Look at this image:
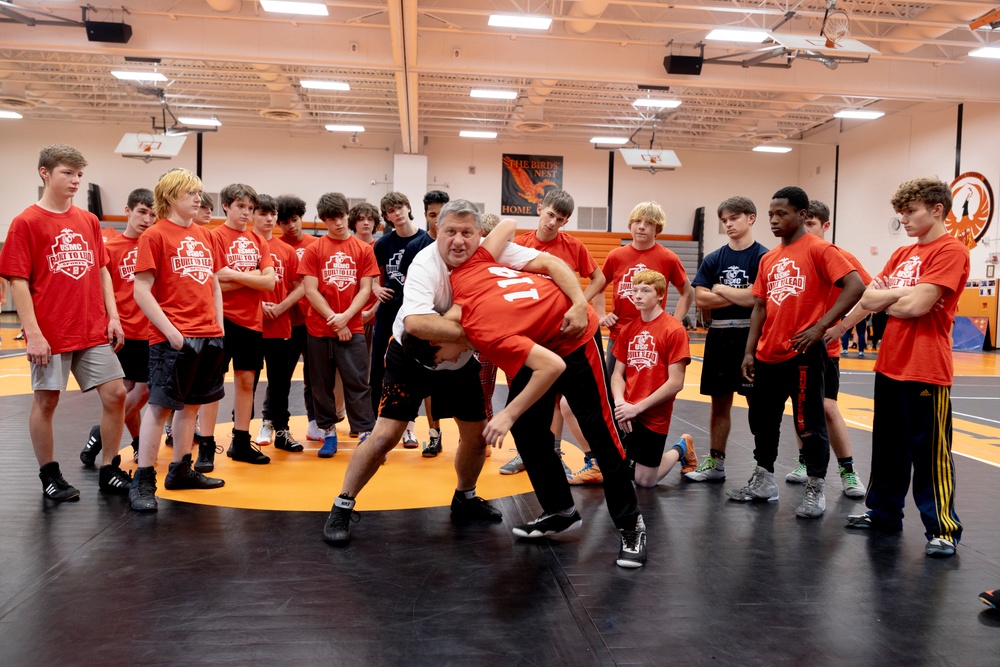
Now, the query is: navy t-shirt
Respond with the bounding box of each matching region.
[373,227,432,320]
[692,241,769,321]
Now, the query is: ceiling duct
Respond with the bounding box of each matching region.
[259,92,301,121]
[512,105,553,132]
[0,81,36,109]
[565,0,610,35]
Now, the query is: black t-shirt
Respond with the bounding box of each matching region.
[373,227,432,319]
[692,241,769,321]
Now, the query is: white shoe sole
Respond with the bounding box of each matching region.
[512,518,582,539]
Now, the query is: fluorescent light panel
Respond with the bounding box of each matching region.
[590,137,629,145]
[460,130,497,139]
[178,117,222,127]
[0,110,23,119]
[834,109,884,119]
[301,80,350,91]
[488,14,552,30]
[111,71,168,82]
[326,124,365,132]
[260,1,329,16]
[753,146,792,153]
[633,98,682,109]
[969,46,1000,59]
[470,89,518,100]
[706,28,769,43]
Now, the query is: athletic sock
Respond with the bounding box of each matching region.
[798,452,806,465]
[456,487,477,500]
[429,427,441,438]
[671,437,689,459]
[838,456,854,473]
[709,449,726,460]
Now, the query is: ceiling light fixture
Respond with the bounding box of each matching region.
[834,109,884,119]
[0,110,23,119]
[301,80,351,91]
[260,1,329,16]
[590,137,629,145]
[178,116,222,127]
[488,14,552,30]
[326,124,365,132]
[460,130,498,139]
[111,71,168,82]
[470,89,518,100]
[969,46,1000,58]
[705,28,769,43]
[633,98,682,109]
[753,146,792,153]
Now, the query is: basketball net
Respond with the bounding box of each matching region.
[822,9,850,48]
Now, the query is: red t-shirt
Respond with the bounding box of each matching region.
[280,234,316,326]
[105,233,150,340]
[874,234,970,386]
[0,204,110,354]
[612,311,690,434]
[135,219,224,345]
[752,232,855,363]
[211,225,273,332]
[451,247,600,377]
[514,231,598,278]
[297,234,378,338]
[825,247,872,358]
[262,238,298,340]
[101,227,119,241]
[601,243,688,340]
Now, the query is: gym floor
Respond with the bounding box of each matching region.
[1,324,999,665]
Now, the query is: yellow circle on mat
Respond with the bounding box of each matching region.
[131,415,572,512]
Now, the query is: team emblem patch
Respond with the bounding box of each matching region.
[171,237,214,285]
[766,258,806,305]
[721,265,749,288]
[119,248,138,283]
[226,235,261,271]
[887,255,921,288]
[271,253,284,282]
[627,330,658,370]
[323,251,358,290]
[47,228,94,280]
[618,263,650,301]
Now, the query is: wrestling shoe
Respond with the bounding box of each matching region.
[727,466,779,502]
[422,429,443,458]
[80,424,102,467]
[567,456,603,485]
[319,429,338,458]
[274,429,305,452]
[795,477,826,518]
[499,454,525,475]
[839,465,867,498]
[256,420,274,446]
[402,429,419,449]
[677,434,698,476]
[164,454,225,490]
[617,515,647,569]
[785,461,808,484]
[512,510,582,538]
[39,461,80,502]
[323,495,358,546]
[98,455,132,495]
[450,494,503,523]
[684,456,726,483]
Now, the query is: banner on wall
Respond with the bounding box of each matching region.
[501,154,563,216]
[945,172,994,249]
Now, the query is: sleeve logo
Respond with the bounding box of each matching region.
[47,228,94,279]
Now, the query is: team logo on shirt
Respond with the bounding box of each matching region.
[627,330,658,370]
[226,236,261,271]
[323,251,358,290]
[386,249,405,285]
[765,258,806,304]
[618,263,650,301]
[721,265,749,288]
[47,228,94,280]
[295,247,306,260]
[171,237,214,285]
[270,253,284,282]
[886,255,921,288]
[118,248,138,283]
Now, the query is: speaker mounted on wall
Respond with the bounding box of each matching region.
[663,55,703,76]
[85,21,133,44]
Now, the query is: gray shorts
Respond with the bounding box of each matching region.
[31,344,125,392]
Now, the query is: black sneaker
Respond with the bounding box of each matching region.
[512,510,582,538]
[130,436,139,463]
[229,434,270,465]
[617,515,647,568]
[980,588,999,610]
[164,454,225,490]
[450,494,503,523]
[129,466,158,512]
[845,512,903,533]
[274,429,304,452]
[422,432,443,458]
[194,436,222,473]
[39,461,80,502]
[99,455,133,495]
[323,496,359,546]
[80,424,102,467]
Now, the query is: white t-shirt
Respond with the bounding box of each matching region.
[395,241,540,370]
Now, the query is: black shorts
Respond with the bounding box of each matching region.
[700,326,753,397]
[623,420,670,468]
[825,355,840,400]
[224,318,265,372]
[378,339,486,423]
[147,337,226,411]
[116,338,149,383]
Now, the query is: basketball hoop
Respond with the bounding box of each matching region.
[822,9,850,48]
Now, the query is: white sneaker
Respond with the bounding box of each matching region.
[306,420,325,441]
[256,420,274,446]
[402,429,419,449]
